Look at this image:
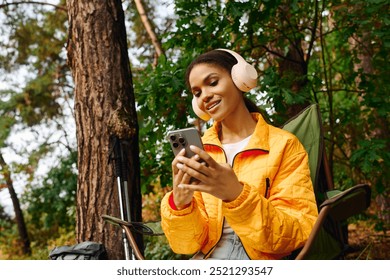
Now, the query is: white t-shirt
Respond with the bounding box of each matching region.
[222,134,252,166]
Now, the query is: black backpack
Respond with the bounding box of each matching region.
[49,241,108,260]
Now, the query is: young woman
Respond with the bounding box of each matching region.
[160,49,318,260]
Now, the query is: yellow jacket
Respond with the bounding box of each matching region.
[161,113,318,259]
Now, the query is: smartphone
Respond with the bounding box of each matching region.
[167,127,204,158]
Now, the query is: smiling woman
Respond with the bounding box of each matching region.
[160,49,318,260]
[189,63,246,124]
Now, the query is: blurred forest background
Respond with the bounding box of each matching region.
[0,0,389,259]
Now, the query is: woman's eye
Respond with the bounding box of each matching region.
[193,91,201,97]
[210,80,218,87]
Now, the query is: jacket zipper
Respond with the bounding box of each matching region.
[203,217,225,259]
[265,178,270,198]
[201,144,267,260]
[203,217,252,260]
[231,148,269,165]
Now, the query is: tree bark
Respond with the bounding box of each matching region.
[66,0,143,259]
[0,153,31,256]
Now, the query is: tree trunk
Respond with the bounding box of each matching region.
[278,38,310,118]
[0,153,31,256]
[66,0,143,259]
[274,4,311,121]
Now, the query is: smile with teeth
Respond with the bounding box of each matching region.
[206,100,221,111]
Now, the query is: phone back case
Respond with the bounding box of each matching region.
[167,127,203,158]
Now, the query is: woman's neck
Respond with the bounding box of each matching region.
[219,108,256,144]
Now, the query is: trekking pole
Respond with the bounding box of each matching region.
[110,136,134,260]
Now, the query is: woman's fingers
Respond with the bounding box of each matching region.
[172,148,186,174]
[175,145,243,201]
[189,145,217,168]
[173,169,194,208]
[174,168,191,187]
[176,154,210,178]
[176,161,208,182]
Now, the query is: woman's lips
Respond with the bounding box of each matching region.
[206,100,221,112]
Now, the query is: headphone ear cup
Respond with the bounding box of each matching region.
[192,97,211,121]
[218,48,258,92]
[231,62,258,92]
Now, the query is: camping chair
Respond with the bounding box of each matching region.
[103,103,371,260]
[282,104,371,259]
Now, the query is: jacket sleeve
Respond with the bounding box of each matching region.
[160,191,209,255]
[223,137,318,255]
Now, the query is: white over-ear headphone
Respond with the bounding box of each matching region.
[191,49,258,121]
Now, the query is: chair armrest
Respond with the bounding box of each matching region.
[326,190,342,199]
[320,184,371,221]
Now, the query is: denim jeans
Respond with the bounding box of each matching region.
[191,220,250,260]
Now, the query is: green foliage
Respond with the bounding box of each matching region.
[24,226,76,260]
[0,220,75,260]
[0,219,21,258]
[135,0,324,189]
[0,1,74,259]
[0,151,76,260]
[0,105,16,147]
[134,0,389,235]
[144,234,190,260]
[325,0,390,194]
[350,139,389,193]
[22,151,77,230]
[141,182,189,260]
[1,0,389,259]
[0,0,69,127]
[135,54,196,190]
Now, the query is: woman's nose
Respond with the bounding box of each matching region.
[201,89,213,103]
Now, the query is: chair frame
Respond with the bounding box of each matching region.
[295,184,371,259]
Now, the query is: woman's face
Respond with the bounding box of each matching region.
[189,63,242,122]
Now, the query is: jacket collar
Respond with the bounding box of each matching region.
[202,113,270,152]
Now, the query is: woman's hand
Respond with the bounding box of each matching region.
[175,145,243,202]
[172,148,195,209]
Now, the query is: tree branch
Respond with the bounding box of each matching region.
[133,0,164,63]
[0,1,67,12]
[313,88,364,94]
[306,0,319,63]
[277,5,305,62]
[0,152,31,255]
[255,43,302,65]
